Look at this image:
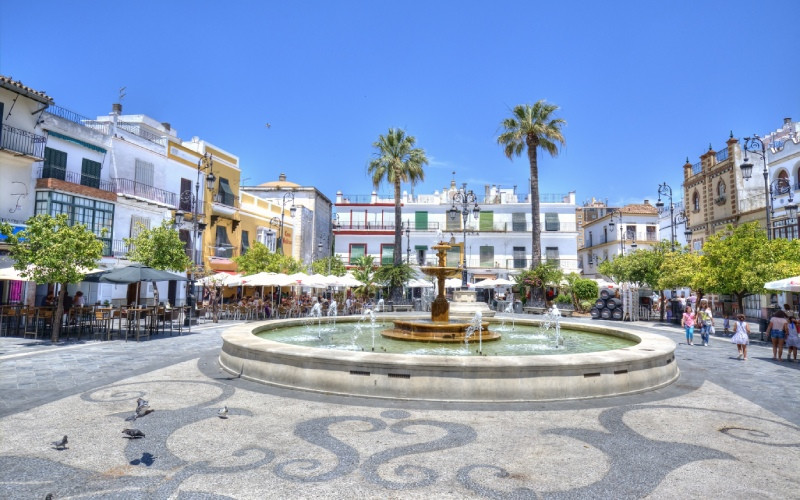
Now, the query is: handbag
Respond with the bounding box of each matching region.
[709,324,715,335]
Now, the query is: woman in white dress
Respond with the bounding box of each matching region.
[730,313,750,360]
[785,316,799,362]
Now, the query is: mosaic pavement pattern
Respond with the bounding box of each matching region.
[1,356,798,499]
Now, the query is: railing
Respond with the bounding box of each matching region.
[334,223,397,231]
[45,105,93,127]
[338,193,573,205]
[37,166,115,192]
[1,123,47,159]
[113,178,177,206]
[212,193,238,208]
[207,245,238,258]
[110,239,131,257]
[715,147,729,162]
[116,122,167,146]
[339,194,389,204]
[692,162,702,175]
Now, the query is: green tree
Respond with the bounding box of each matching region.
[124,220,191,271]
[368,128,428,301]
[658,250,703,292]
[234,242,305,275]
[0,214,103,342]
[497,100,566,267]
[700,222,800,313]
[351,255,378,299]
[311,255,346,276]
[374,262,414,299]
[515,262,564,303]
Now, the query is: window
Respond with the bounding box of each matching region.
[479,211,494,231]
[134,159,154,186]
[777,170,790,194]
[588,231,593,247]
[241,230,250,254]
[179,229,191,258]
[625,225,636,241]
[35,191,114,255]
[446,245,461,267]
[81,159,101,188]
[513,246,526,268]
[479,245,494,267]
[43,147,67,180]
[415,211,428,230]
[545,213,560,231]
[773,219,798,241]
[130,215,150,238]
[446,211,460,231]
[693,192,700,211]
[380,244,394,265]
[349,243,366,264]
[215,226,233,258]
[545,247,559,266]
[416,248,427,265]
[646,225,656,241]
[217,177,235,206]
[512,213,527,232]
[257,227,276,252]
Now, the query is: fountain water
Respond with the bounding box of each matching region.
[463,311,484,354]
[376,298,385,312]
[541,304,564,348]
[355,308,379,351]
[327,300,338,330]
[496,301,516,332]
[306,302,323,338]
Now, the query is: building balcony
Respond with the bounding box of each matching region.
[334,221,578,233]
[36,167,117,201]
[1,123,47,160]
[113,178,177,207]
[211,193,238,218]
[206,244,239,259]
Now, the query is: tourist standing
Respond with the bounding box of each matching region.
[681,305,696,345]
[785,316,799,362]
[730,313,750,360]
[766,310,789,361]
[73,290,85,307]
[698,299,713,346]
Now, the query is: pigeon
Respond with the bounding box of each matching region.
[125,398,154,421]
[122,429,145,439]
[218,406,228,419]
[45,494,53,500]
[53,435,68,450]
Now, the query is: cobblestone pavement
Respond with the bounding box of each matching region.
[1,315,798,499]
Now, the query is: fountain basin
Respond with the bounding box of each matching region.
[219,315,678,402]
[383,319,500,343]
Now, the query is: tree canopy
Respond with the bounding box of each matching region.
[124,220,191,272]
[310,255,346,276]
[497,100,565,267]
[234,242,305,275]
[351,255,378,299]
[0,213,104,341]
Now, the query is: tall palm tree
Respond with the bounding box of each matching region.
[368,128,428,301]
[497,100,566,268]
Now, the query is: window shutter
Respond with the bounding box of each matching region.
[134,159,154,186]
[241,230,250,254]
[479,211,493,231]
[479,246,494,267]
[130,215,151,238]
[381,245,394,265]
[179,178,192,211]
[81,158,101,188]
[545,213,560,231]
[415,211,428,230]
[512,213,527,232]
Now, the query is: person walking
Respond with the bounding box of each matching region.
[698,299,714,346]
[730,313,750,360]
[681,305,696,346]
[766,310,789,361]
[785,316,799,362]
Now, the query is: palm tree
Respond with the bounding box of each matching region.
[497,100,566,268]
[368,128,428,301]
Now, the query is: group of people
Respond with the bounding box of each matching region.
[41,290,85,311]
[681,298,799,362]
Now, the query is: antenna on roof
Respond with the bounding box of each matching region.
[119,86,127,102]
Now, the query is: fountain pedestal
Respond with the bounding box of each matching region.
[449,289,495,318]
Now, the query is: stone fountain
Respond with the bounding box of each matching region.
[381,241,500,343]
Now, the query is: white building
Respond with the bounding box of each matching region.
[578,201,661,279]
[332,180,579,281]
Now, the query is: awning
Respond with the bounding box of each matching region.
[473,273,497,280]
[414,245,428,250]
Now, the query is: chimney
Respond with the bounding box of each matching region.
[161,122,171,131]
[111,103,122,115]
[279,173,287,182]
[785,117,792,126]
[644,199,650,205]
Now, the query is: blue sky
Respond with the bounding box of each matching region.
[2,1,798,207]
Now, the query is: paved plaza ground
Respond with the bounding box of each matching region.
[1,316,798,499]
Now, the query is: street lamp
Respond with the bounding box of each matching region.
[655,182,678,251]
[174,152,215,331]
[740,135,798,240]
[404,221,411,264]
[276,192,297,254]
[448,183,480,289]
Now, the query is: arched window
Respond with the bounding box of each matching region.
[777,170,790,194]
[693,192,700,211]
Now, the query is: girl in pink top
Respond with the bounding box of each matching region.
[681,305,696,345]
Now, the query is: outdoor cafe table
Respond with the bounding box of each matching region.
[125,307,152,341]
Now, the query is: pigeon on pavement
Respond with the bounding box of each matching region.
[52,435,68,450]
[125,398,154,421]
[122,429,145,439]
[218,406,228,418]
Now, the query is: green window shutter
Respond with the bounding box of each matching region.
[381,245,394,265]
[415,211,428,230]
[350,244,365,264]
[81,158,101,188]
[480,246,494,267]
[545,213,560,231]
[479,211,494,231]
[44,147,67,180]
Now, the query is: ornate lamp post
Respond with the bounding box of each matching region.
[740,134,798,239]
[174,152,215,330]
[607,210,637,254]
[655,182,678,251]
[448,183,480,290]
[404,221,411,264]
[277,192,297,254]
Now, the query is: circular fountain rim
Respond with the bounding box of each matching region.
[219,314,678,402]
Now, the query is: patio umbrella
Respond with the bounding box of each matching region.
[241,272,292,287]
[764,276,800,292]
[473,278,498,288]
[407,278,434,288]
[83,263,187,306]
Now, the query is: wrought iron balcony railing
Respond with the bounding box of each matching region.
[1,123,47,159]
[113,178,177,206]
[37,166,115,192]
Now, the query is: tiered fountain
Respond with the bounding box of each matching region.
[382,241,501,343]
